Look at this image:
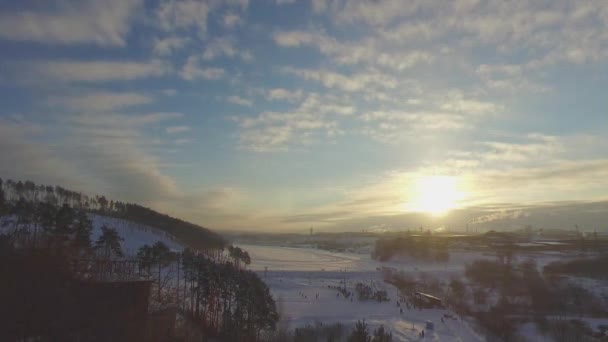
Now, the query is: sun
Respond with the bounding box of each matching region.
[407,175,465,216]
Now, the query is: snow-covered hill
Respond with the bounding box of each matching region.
[0,213,185,256]
[89,214,184,255]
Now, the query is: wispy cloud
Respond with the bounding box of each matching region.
[48,92,153,112]
[20,59,170,83]
[266,88,304,102]
[166,126,190,134]
[202,36,253,61]
[274,30,434,71]
[227,95,252,107]
[179,56,225,80]
[156,0,212,36]
[235,93,355,151]
[223,14,242,29]
[0,0,142,46]
[156,0,249,36]
[283,67,397,93]
[153,36,189,55]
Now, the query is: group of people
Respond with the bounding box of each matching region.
[396,296,415,314]
[297,291,320,300]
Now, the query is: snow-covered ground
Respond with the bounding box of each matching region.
[242,243,608,341]
[241,243,485,341]
[0,214,185,256]
[89,214,184,255]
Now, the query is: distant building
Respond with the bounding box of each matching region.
[413,292,444,308]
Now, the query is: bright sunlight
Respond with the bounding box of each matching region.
[407,175,465,216]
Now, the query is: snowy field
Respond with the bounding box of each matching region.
[241,243,485,341]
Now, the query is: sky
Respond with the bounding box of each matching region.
[1,0,608,233]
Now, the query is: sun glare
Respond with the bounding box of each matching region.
[407,175,465,216]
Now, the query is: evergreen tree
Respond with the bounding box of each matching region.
[37,202,57,242]
[137,244,155,276]
[95,225,123,259]
[71,210,93,254]
[372,325,392,342]
[152,241,173,301]
[13,198,33,243]
[54,203,75,247]
[348,320,371,342]
[0,177,5,215]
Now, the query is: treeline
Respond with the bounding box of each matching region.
[463,257,608,340]
[543,256,608,279]
[372,234,449,262]
[283,320,392,342]
[134,242,278,340]
[0,197,124,259]
[0,178,280,340]
[179,248,278,340]
[0,178,225,250]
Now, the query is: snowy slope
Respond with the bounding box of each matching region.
[0,214,185,256]
[89,214,185,256]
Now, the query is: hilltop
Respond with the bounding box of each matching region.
[0,177,225,250]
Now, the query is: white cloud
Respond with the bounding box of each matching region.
[153,36,189,55]
[0,0,142,46]
[156,0,249,36]
[479,134,563,163]
[23,59,170,83]
[360,111,471,143]
[223,14,241,28]
[274,30,434,71]
[283,67,397,92]
[276,0,296,4]
[162,89,177,96]
[227,95,253,107]
[68,112,183,127]
[157,0,211,35]
[439,91,501,116]
[0,111,186,208]
[48,92,153,112]
[202,36,253,61]
[236,93,352,151]
[166,126,190,134]
[179,56,225,80]
[266,88,304,102]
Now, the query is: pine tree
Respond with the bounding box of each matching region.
[348,320,371,342]
[71,210,93,254]
[152,241,173,302]
[95,225,123,259]
[0,178,6,215]
[372,325,392,342]
[54,203,75,247]
[137,244,154,276]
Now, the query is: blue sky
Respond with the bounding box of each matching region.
[1,0,608,232]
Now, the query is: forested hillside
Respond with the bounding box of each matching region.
[0,177,279,341]
[0,178,224,250]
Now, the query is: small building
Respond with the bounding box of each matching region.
[413,292,444,308]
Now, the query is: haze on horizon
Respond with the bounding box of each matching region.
[1,0,607,232]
